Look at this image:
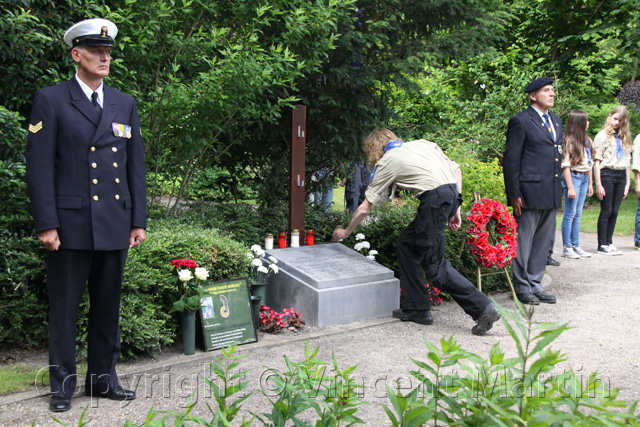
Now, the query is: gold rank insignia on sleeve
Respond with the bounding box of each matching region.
[29,121,43,133]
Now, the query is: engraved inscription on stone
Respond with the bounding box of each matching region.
[264,242,400,326]
[266,243,393,289]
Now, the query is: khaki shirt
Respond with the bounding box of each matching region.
[365,139,459,206]
[592,130,631,170]
[561,142,591,173]
[632,134,640,173]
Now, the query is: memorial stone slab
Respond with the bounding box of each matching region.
[265,243,399,326]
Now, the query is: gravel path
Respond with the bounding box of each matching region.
[1,231,639,426]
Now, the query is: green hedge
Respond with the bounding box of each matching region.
[109,219,251,358]
[167,201,346,247]
[1,150,511,356]
[0,219,252,359]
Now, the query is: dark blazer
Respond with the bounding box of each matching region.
[503,106,563,210]
[26,78,146,250]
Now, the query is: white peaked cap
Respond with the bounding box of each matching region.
[63,18,118,48]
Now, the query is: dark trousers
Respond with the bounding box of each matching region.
[512,208,556,294]
[345,163,372,212]
[597,168,626,248]
[47,248,127,398]
[396,184,490,320]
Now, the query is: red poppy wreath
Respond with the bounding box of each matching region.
[466,198,518,269]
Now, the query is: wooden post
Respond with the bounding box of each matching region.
[289,105,306,234]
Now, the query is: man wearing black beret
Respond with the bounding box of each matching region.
[26,18,146,412]
[503,77,562,305]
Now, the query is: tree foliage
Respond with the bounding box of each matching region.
[236,0,511,204]
[388,0,640,158]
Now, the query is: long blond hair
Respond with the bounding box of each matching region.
[602,105,632,152]
[362,128,400,168]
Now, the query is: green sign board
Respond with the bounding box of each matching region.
[200,277,257,351]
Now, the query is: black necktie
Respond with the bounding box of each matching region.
[91,92,102,115]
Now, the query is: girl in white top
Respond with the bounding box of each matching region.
[560,110,593,259]
[592,105,632,255]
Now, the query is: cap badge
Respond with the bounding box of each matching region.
[101,26,108,37]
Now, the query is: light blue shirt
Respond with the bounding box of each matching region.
[531,105,556,141]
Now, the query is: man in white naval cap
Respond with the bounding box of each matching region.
[26,18,146,412]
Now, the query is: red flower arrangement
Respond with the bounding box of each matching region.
[170,259,198,269]
[466,198,518,269]
[259,305,305,333]
[426,282,444,306]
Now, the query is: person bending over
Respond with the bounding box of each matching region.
[333,128,500,335]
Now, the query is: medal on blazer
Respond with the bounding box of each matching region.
[112,123,132,139]
[540,122,553,133]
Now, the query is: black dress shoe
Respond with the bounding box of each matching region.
[392,308,433,325]
[86,385,136,401]
[546,256,560,266]
[534,291,557,304]
[49,397,71,412]
[472,303,501,336]
[516,293,540,305]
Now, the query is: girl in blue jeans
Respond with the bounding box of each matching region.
[561,111,594,259]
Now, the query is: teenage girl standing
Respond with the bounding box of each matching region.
[560,110,593,259]
[593,106,632,255]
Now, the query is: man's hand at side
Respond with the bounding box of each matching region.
[510,197,523,217]
[38,229,61,251]
[129,227,146,248]
[448,207,462,231]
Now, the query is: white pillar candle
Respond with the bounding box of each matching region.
[265,233,274,250]
[290,229,300,247]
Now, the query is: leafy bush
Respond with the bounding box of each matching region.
[0,107,48,348]
[165,201,346,248]
[0,218,252,359]
[0,237,48,349]
[447,144,507,208]
[0,106,32,238]
[383,301,640,426]
[187,166,258,203]
[618,80,640,111]
[132,302,640,426]
[116,219,251,358]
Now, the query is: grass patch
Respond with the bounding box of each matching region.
[0,363,87,396]
[557,191,639,236]
[332,186,346,211]
[0,364,43,395]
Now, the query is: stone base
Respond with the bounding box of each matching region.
[265,243,399,327]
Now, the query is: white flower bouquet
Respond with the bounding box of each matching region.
[247,245,279,290]
[169,258,211,312]
[354,233,378,260]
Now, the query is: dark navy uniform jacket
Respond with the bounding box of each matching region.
[503,106,563,210]
[26,78,146,250]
